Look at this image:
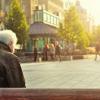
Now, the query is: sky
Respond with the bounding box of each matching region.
[65,0,100,25]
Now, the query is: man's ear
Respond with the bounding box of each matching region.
[8,41,13,46]
[8,41,13,52]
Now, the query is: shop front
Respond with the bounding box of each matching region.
[27,22,57,52]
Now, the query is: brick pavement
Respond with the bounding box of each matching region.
[21,59,100,88]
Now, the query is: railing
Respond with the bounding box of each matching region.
[0,89,100,100]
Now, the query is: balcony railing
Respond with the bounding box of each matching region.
[33,10,59,27]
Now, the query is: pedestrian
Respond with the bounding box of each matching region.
[55,42,61,61]
[33,46,38,62]
[49,43,55,61]
[95,42,100,61]
[0,30,25,87]
[43,44,49,61]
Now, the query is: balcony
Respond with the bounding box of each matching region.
[33,10,59,28]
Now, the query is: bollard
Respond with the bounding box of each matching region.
[38,57,42,62]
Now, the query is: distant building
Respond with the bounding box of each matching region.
[26,0,65,52]
[38,0,64,17]
[21,0,64,24]
[20,0,35,24]
[0,0,11,12]
[0,0,9,30]
[0,0,64,24]
[28,10,59,52]
[75,0,93,32]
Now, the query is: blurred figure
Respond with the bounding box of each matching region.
[0,30,25,87]
[95,42,100,61]
[49,43,55,61]
[33,46,38,62]
[43,44,49,61]
[55,41,61,61]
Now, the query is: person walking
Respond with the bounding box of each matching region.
[95,42,100,61]
[55,42,61,61]
[43,44,49,61]
[49,43,55,61]
[33,46,38,62]
[0,30,25,87]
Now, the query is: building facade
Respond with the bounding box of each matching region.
[21,0,64,24]
[33,10,59,27]
[0,0,64,25]
[25,0,64,24]
[27,0,64,52]
[0,0,34,25]
[75,0,94,33]
[38,0,64,16]
[0,0,11,12]
[28,10,59,52]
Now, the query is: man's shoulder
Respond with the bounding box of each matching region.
[0,50,18,60]
[0,50,20,69]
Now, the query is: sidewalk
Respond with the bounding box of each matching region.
[22,59,100,88]
[20,54,95,63]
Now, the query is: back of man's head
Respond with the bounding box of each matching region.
[0,30,17,53]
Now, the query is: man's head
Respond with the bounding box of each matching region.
[0,30,17,53]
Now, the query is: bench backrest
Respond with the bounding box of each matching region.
[0,89,100,100]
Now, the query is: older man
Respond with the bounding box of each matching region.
[0,30,25,87]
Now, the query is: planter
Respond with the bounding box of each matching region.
[72,55,84,60]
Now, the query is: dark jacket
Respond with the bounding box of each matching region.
[34,47,37,55]
[55,45,61,55]
[95,43,100,52]
[0,43,25,88]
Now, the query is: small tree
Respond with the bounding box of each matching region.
[58,5,90,50]
[5,0,29,50]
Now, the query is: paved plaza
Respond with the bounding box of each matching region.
[21,58,100,89]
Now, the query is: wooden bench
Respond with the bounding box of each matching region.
[0,89,100,100]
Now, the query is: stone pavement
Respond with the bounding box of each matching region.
[21,58,100,89]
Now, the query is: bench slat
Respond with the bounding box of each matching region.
[0,89,100,100]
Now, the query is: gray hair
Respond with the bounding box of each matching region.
[0,30,17,48]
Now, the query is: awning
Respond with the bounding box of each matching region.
[29,22,58,37]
